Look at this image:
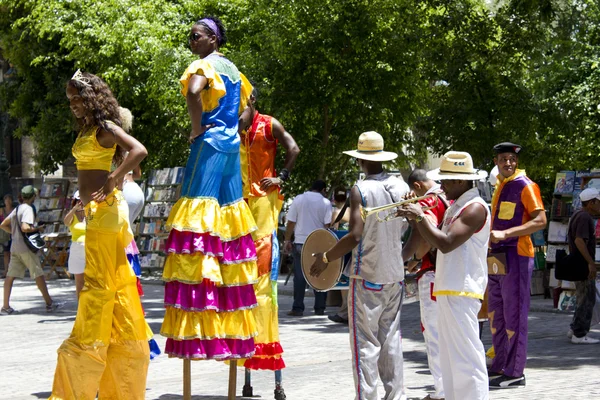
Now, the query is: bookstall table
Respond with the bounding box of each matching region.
[42,232,71,279]
[136,167,184,273]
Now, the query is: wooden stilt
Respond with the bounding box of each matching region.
[183,359,191,400]
[228,360,238,400]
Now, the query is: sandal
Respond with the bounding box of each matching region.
[1,306,16,315]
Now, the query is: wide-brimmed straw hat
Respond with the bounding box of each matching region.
[343,131,398,162]
[427,151,488,181]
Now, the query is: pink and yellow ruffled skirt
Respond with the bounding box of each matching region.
[161,197,259,360]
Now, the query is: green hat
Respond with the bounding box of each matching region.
[21,185,38,198]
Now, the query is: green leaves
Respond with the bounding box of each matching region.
[1,0,600,200]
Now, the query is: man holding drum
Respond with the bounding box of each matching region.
[310,131,409,400]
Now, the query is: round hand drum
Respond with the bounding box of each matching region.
[301,229,344,292]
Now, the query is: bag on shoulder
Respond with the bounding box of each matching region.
[16,205,45,253]
[555,249,589,282]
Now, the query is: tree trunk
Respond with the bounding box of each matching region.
[319,104,332,179]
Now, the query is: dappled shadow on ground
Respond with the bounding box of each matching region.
[37,316,76,324]
[156,395,235,400]
[31,391,52,398]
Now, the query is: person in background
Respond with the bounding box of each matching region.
[566,187,599,344]
[115,106,161,360]
[331,187,350,230]
[1,193,15,278]
[401,169,449,400]
[1,185,59,314]
[329,187,350,324]
[238,84,299,396]
[119,107,145,224]
[284,180,332,316]
[487,142,546,389]
[64,191,86,296]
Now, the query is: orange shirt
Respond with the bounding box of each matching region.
[491,170,544,257]
[240,112,279,198]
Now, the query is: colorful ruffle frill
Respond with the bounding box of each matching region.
[242,192,285,371]
[161,196,259,360]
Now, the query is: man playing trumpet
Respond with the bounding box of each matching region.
[397,151,490,400]
[310,131,409,400]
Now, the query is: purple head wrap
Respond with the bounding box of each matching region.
[199,18,222,44]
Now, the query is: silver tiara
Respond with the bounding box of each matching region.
[71,69,91,87]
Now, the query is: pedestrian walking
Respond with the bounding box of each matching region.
[566,187,600,344]
[1,185,59,314]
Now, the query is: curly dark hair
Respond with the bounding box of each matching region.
[195,16,227,47]
[67,72,125,165]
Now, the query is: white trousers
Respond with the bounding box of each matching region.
[437,296,489,400]
[349,278,406,400]
[418,271,444,399]
[122,180,145,224]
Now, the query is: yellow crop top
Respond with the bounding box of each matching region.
[69,216,86,243]
[72,125,116,171]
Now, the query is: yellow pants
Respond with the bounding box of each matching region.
[50,191,151,400]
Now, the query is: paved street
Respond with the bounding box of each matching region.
[1,277,599,400]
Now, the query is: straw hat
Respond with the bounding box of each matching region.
[427,151,488,181]
[343,131,398,162]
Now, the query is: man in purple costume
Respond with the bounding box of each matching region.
[488,142,546,389]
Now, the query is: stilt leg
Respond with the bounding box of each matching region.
[274,369,286,400]
[243,368,253,397]
[183,359,191,400]
[228,360,238,400]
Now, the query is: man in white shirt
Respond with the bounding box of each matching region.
[1,185,59,314]
[398,151,490,400]
[284,180,332,316]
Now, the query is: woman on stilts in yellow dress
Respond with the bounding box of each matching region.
[49,71,153,400]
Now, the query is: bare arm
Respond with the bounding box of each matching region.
[491,209,546,243]
[21,222,41,233]
[284,221,296,242]
[574,237,595,265]
[63,202,83,226]
[309,187,363,277]
[401,213,436,261]
[132,166,142,180]
[187,74,209,142]
[574,237,598,280]
[272,118,299,172]
[0,217,10,233]
[399,202,487,254]
[260,118,300,191]
[92,123,148,202]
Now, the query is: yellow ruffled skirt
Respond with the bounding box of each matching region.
[243,191,286,370]
[50,190,152,400]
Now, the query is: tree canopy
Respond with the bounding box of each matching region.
[1,0,600,197]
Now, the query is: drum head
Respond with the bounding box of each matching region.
[301,229,344,292]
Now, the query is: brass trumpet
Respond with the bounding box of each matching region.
[360,193,439,222]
